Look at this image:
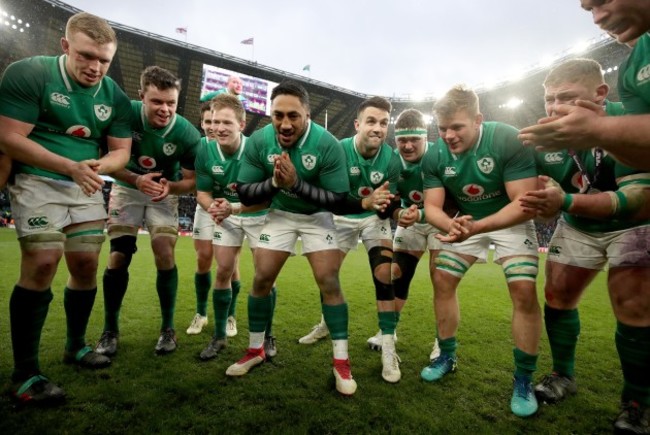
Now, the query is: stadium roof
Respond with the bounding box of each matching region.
[1,0,631,141]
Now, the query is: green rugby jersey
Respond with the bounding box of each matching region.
[340,136,400,218]
[618,33,650,114]
[195,134,265,217]
[395,142,431,209]
[116,100,201,188]
[237,121,349,214]
[0,55,132,181]
[422,122,536,220]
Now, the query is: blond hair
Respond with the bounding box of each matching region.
[544,58,604,90]
[66,12,117,45]
[210,93,246,123]
[433,84,479,120]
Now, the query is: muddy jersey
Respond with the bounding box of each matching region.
[618,33,650,114]
[195,134,266,217]
[116,100,200,188]
[0,55,132,181]
[536,101,649,232]
[237,121,349,214]
[422,122,536,220]
[340,136,400,218]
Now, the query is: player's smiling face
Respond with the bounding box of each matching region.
[140,85,178,129]
[354,106,389,157]
[271,94,310,148]
[581,0,649,44]
[437,109,482,155]
[212,107,244,150]
[61,31,116,87]
[201,110,217,140]
[544,81,605,117]
[396,135,426,163]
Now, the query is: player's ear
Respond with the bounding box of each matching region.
[475,113,484,126]
[594,83,609,105]
[138,89,145,100]
[61,37,69,53]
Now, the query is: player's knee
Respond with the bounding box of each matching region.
[392,252,419,300]
[502,256,538,284]
[110,235,138,269]
[434,251,471,279]
[368,246,393,276]
[374,278,394,301]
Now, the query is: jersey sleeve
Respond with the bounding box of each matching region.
[421,142,444,189]
[179,122,201,171]
[495,125,537,182]
[106,84,135,139]
[318,135,349,194]
[237,132,269,184]
[195,142,213,192]
[0,57,46,124]
[387,150,401,194]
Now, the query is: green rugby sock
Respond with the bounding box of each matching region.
[157,266,178,330]
[378,311,397,335]
[545,304,580,377]
[616,321,650,406]
[228,280,241,317]
[322,303,349,340]
[248,294,273,333]
[10,286,53,382]
[194,272,211,316]
[513,347,538,379]
[64,287,97,352]
[266,286,277,337]
[102,267,129,332]
[438,336,458,358]
[212,289,232,339]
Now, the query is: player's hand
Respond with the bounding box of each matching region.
[210,198,231,224]
[151,178,171,202]
[362,181,394,212]
[518,101,604,152]
[397,204,419,228]
[436,215,474,243]
[273,152,297,189]
[71,160,104,196]
[135,172,164,197]
[519,175,565,219]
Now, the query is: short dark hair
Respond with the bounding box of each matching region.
[199,101,212,115]
[140,66,182,92]
[271,81,310,110]
[395,109,426,130]
[357,96,391,118]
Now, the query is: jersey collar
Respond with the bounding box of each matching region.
[353,135,383,166]
[140,104,177,137]
[58,55,103,97]
[216,134,246,161]
[451,124,484,161]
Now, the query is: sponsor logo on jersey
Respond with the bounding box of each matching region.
[94,104,112,121]
[138,155,157,169]
[358,186,373,197]
[637,63,650,85]
[226,182,238,195]
[370,171,384,184]
[458,184,502,202]
[544,152,564,164]
[444,167,457,176]
[65,125,91,137]
[162,143,177,156]
[212,165,224,174]
[462,184,485,197]
[27,216,49,229]
[350,166,360,176]
[302,154,317,170]
[267,154,280,164]
[570,171,590,193]
[409,190,423,204]
[50,92,70,108]
[477,157,495,174]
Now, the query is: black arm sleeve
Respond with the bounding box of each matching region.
[377,197,402,220]
[236,178,279,206]
[290,178,350,213]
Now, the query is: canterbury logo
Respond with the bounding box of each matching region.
[50,93,70,107]
[27,216,49,227]
[544,153,563,163]
[637,64,650,84]
[259,233,271,242]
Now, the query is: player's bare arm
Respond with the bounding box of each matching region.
[96,136,131,174]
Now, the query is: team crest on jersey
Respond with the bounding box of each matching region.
[66,125,91,138]
[358,186,374,197]
[350,166,360,176]
[370,171,384,184]
[138,155,157,169]
[94,104,112,121]
[162,143,177,156]
[462,184,485,197]
[637,63,650,86]
[409,190,423,204]
[50,92,70,108]
[267,154,280,164]
[302,154,317,170]
[212,165,224,174]
[477,157,495,174]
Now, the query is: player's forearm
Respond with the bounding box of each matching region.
[168,178,196,195]
[425,205,453,233]
[237,178,279,206]
[0,132,77,177]
[196,191,214,212]
[110,168,140,186]
[290,178,348,212]
[97,148,130,174]
[474,201,531,234]
[592,116,650,170]
[565,187,650,221]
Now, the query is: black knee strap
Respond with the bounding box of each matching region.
[109,236,138,268]
[368,246,393,301]
[393,252,419,300]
